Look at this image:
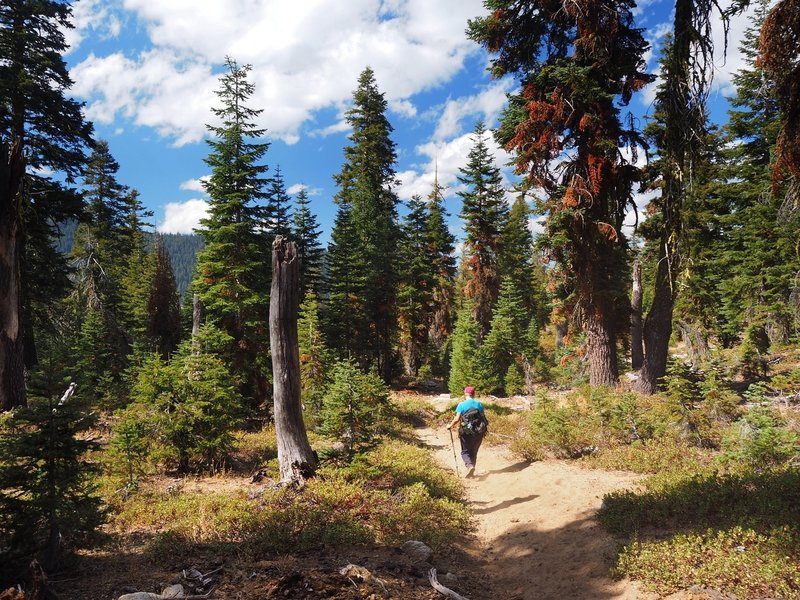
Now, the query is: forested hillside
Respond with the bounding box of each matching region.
[158,233,204,297]
[1,1,798,598]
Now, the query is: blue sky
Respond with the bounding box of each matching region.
[62,0,762,243]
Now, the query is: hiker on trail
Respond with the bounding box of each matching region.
[447,386,488,478]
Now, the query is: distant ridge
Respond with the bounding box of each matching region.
[55,221,203,297]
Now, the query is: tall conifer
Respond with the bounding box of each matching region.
[458,120,507,340]
[469,0,652,386]
[192,58,271,409]
[0,0,93,409]
[327,67,399,380]
[425,178,457,370]
[291,185,324,299]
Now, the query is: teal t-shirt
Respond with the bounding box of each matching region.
[456,398,484,414]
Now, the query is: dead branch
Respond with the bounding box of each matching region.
[428,569,470,600]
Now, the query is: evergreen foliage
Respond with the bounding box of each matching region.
[192,57,272,410]
[291,185,324,299]
[0,0,94,410]
[297,292,331,419]
[499,195,535,317]
[477,278,531,394]
[324,201,368,358]
[448,302,482,396]
[397,196,436,377]
[126,326,243,473]
[0,355,103,572]
[469,0,652,386]
[326,67,400,381]
[146,237,182,358]
[317,359,389,459]
[425,179,457,370]
[265,166,293,240]
[457,120,507,339]
[159,233,204,297]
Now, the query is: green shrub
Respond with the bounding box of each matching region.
[377,483,470,549]
[615,526,800,599]
[346,440,463,500]
[126,327,244,473]
[720,407,799,471]
[317,360,389,460]
[0,381,105,572]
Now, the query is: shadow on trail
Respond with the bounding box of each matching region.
[477,510,630,600]
[478,460,530,477]
[472,493,539,515]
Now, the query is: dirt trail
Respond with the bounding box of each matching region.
[418,398,657,600]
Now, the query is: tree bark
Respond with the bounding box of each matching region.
[636,256,675,394]
[191,293,202,354]
[630,260,644,370]
[585,303,619,387]
[0,138,26,411]
[270,236,318,483]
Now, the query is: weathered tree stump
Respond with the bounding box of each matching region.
[269,236,318,483]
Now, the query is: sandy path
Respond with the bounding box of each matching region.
[417,408,656,600]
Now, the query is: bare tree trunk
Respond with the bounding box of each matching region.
[0,138,26,411]
[630,260,643,370]
[270,236,318,483]
[191,293,202,353]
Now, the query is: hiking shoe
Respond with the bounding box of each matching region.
[465,467,475,478]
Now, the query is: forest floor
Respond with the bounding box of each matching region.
[53,394,659,600]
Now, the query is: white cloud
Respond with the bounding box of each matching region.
[71,49,217,146]
[71,0,486,145]
[397,117,516,204]
[287,183,323,196]
[432,78,516,141]
[390,98,418,118]
[158,198,209,233]
[180,176,209,193]
[65,0,124,53]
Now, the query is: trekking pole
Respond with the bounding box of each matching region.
[449,428,460,477]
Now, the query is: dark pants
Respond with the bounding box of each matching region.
[459,429,484,469]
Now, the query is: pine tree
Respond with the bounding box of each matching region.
[759,0,800,185]
[635,0,735,393]
[291,185,324,299]
[397,196,435,376]
[499,195,535,318]
[469,0,652,386]
[0,0,93,409]
[457,120,508,339]
[714,1,800,346]
[448,302,482,396]
[297,292,330,418]
[147,237,182,358]
[425,178,457,372]
[265,165,292,240]
[477,277,529,394]
[82,140,130,264]
[324,201,368,358]
[127,327,243,473]
[192,57,271,409]
[328,67,400,381]
[0,343,104,572]
[318,359,389,459]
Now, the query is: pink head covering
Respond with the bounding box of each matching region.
[464,386,475,396]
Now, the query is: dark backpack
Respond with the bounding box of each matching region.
[460,407,487,435]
